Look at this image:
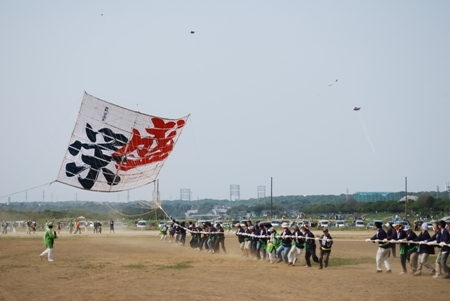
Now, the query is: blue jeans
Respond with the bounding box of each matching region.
[276,245,292,263]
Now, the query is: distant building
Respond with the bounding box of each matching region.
[212,208,228,216]
[180,188,191,201]
[257,185,265,198]
[353,192,401,202]
[230,185,240,201]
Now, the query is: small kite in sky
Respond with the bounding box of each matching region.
[354,107,361,111]
[190,31,195,34]
[328,79,338,87]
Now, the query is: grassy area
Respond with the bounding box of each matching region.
[155,261,193,270]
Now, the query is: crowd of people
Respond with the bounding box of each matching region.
[160,217,450,280]
[234,221,332,268]
[160,219,227,254]
[160,219,333,268]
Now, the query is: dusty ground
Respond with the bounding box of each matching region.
[0,228,448,301]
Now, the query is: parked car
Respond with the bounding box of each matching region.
[270,220,282,227]
[336,220,346,228]
[240,220,250,227]
[355,220,365,227]
[159,220,172,227]
[78,220,89,228]
[318,220,329,228]
[136,220,147,228]
[302,220,311,227]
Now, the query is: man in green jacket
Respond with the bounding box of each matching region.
[39,222,58,262]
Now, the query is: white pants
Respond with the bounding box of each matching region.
[288,246,303,265]
[40,248,54,261]
[268,251,276,262]
[376,247,391,271]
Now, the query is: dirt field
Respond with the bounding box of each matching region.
[0,228,448,301]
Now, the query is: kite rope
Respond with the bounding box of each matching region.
[0,181,56,200]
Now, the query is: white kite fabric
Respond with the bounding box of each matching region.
[57,92,189,192]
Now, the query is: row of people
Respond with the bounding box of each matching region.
[160,220,227,254]
[235,221,332,269]
[367,220,450,279]
[164,219,332,268]
[161,217,449,278]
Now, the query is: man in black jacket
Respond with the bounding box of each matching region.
[318,228,333,269]
[304,225,318,267]
[368,221,392,273]
[276,222,292,264]
[414,223,435,276]
[404,225,418,274]
[388,222,407,274]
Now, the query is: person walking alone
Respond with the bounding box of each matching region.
[39,222,57,262]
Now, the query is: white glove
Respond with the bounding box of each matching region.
[365,238,370,242]
[383,238,388,242]
[440,242,446,246]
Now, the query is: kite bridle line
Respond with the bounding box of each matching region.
[103,201,158,218]
[152,180,172,220]
[0,181,56,200]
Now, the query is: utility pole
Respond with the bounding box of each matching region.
[405,177,407,219]
[270,177,273,220]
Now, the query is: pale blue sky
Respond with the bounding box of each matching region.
[1,1,450,202]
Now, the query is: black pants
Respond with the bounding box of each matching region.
[214,237,226,253]
[250,240,257,257]
[319,249,331,268]
[199,236,207,250]
[305,245,319,266]
[190,236,198,248]
[391,244,396,258]
[400,253,407,272]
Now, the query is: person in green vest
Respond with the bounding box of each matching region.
[267,227,280,263]
[39,222,58,262]
[160,223,168,241]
